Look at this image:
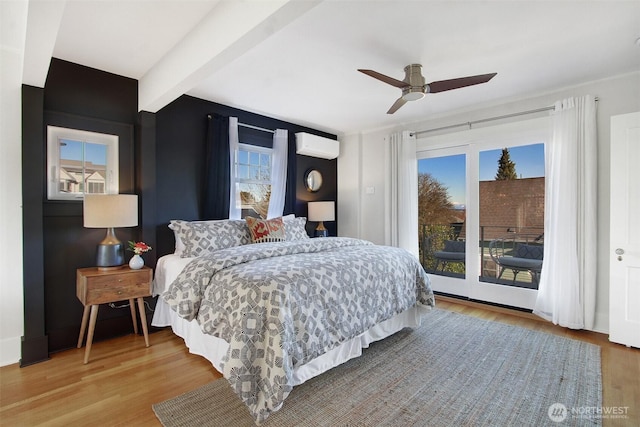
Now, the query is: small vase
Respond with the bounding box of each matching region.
[129,254,144,270]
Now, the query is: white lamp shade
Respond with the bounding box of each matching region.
[308,201,335,222]
[83,194,138,228]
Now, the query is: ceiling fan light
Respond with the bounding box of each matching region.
[402,91,425,101]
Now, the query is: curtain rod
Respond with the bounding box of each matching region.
[238,122,275,134]
[412,97,598,137]
[206,115,275,134]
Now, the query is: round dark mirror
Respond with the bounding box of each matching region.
[305,169,323,192]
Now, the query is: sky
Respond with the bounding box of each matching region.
[418,143,545,206]
[60,139,107,165]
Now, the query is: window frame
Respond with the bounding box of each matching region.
[46,125,119,200]
[416,116,551,309]
[233,142,273,215]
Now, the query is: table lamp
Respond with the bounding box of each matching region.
[308,201,335,237]
[83,194,138,270]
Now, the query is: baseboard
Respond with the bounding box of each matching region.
[20,334,49,367]
[592,311,609,335]
[0,335,22,367]
[434,294,543,322]
[437,294,611,339]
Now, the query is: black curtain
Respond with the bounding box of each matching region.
[202,114,230,219]
[284,132,296,215]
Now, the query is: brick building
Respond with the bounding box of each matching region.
[479,177,544,241]
[451,177,544,242]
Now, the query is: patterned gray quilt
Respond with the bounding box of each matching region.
[163,237,434,424]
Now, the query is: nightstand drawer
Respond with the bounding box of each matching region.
[77,268,152,305]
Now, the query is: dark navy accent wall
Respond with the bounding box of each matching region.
[22,59,141,357]
[21,85,48,366]
[22,60,337,361]
[155,94,337,257]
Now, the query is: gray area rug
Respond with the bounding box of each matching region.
[153,308,601,426]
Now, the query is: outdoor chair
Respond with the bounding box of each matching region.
[433,240,466,271]
[489,235,543,285]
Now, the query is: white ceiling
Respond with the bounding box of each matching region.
[25,0,640,136]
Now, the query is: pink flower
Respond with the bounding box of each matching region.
[128,241,152,255]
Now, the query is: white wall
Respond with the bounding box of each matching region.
[0,1,27,366]
[338,72,640,334]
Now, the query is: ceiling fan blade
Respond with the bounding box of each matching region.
[358,69,408,88]
[428,73,497,93]
[387,97,407,114]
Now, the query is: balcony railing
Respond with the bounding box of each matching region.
[420,224,544,289]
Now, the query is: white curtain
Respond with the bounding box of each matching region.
[533,95,597,329]
[228,117,241,220]
[387,130,419,258]
[267,129,288,219]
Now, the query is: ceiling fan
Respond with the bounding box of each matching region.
[358,64,497,114]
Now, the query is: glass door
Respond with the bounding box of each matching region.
[418,147,469,299]
[417,117,550,309]
[478,145,545,289]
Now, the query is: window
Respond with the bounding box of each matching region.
[416,116,550,309]
[418,154,467,279]
[478,144,545,289]
[232,143,272,218]
[47,126,118,200]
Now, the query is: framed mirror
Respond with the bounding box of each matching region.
[304,169,323,192]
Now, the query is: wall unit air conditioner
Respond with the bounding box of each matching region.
[295,132,339,160]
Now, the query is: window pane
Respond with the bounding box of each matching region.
[250,166,261,180]
[249,152,260,165]
[479,144,545,288]
[234,144,273,218]
[84,142,107,194]
[418,154,466,279]
[85,142,107,167]
[59,139,84,195]
[239,183,271,218]
[238,150,249,164]
[238,165,249,179]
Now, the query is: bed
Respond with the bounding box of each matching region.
[151,216,434,424]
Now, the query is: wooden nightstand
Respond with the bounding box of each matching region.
[76,266,152,364]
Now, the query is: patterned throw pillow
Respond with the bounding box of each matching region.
[283,216,310,241]
[170,219,251,258]
[245,216,286,243]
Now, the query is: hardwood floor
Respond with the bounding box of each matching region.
[1,297,638,426]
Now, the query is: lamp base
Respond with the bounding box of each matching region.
[314,221,329,238]
[96,227,125,268]
[96,242,125,268]
[314,229,328,238]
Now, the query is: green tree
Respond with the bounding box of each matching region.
[495,148,517,180]
[417,173,463,272]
